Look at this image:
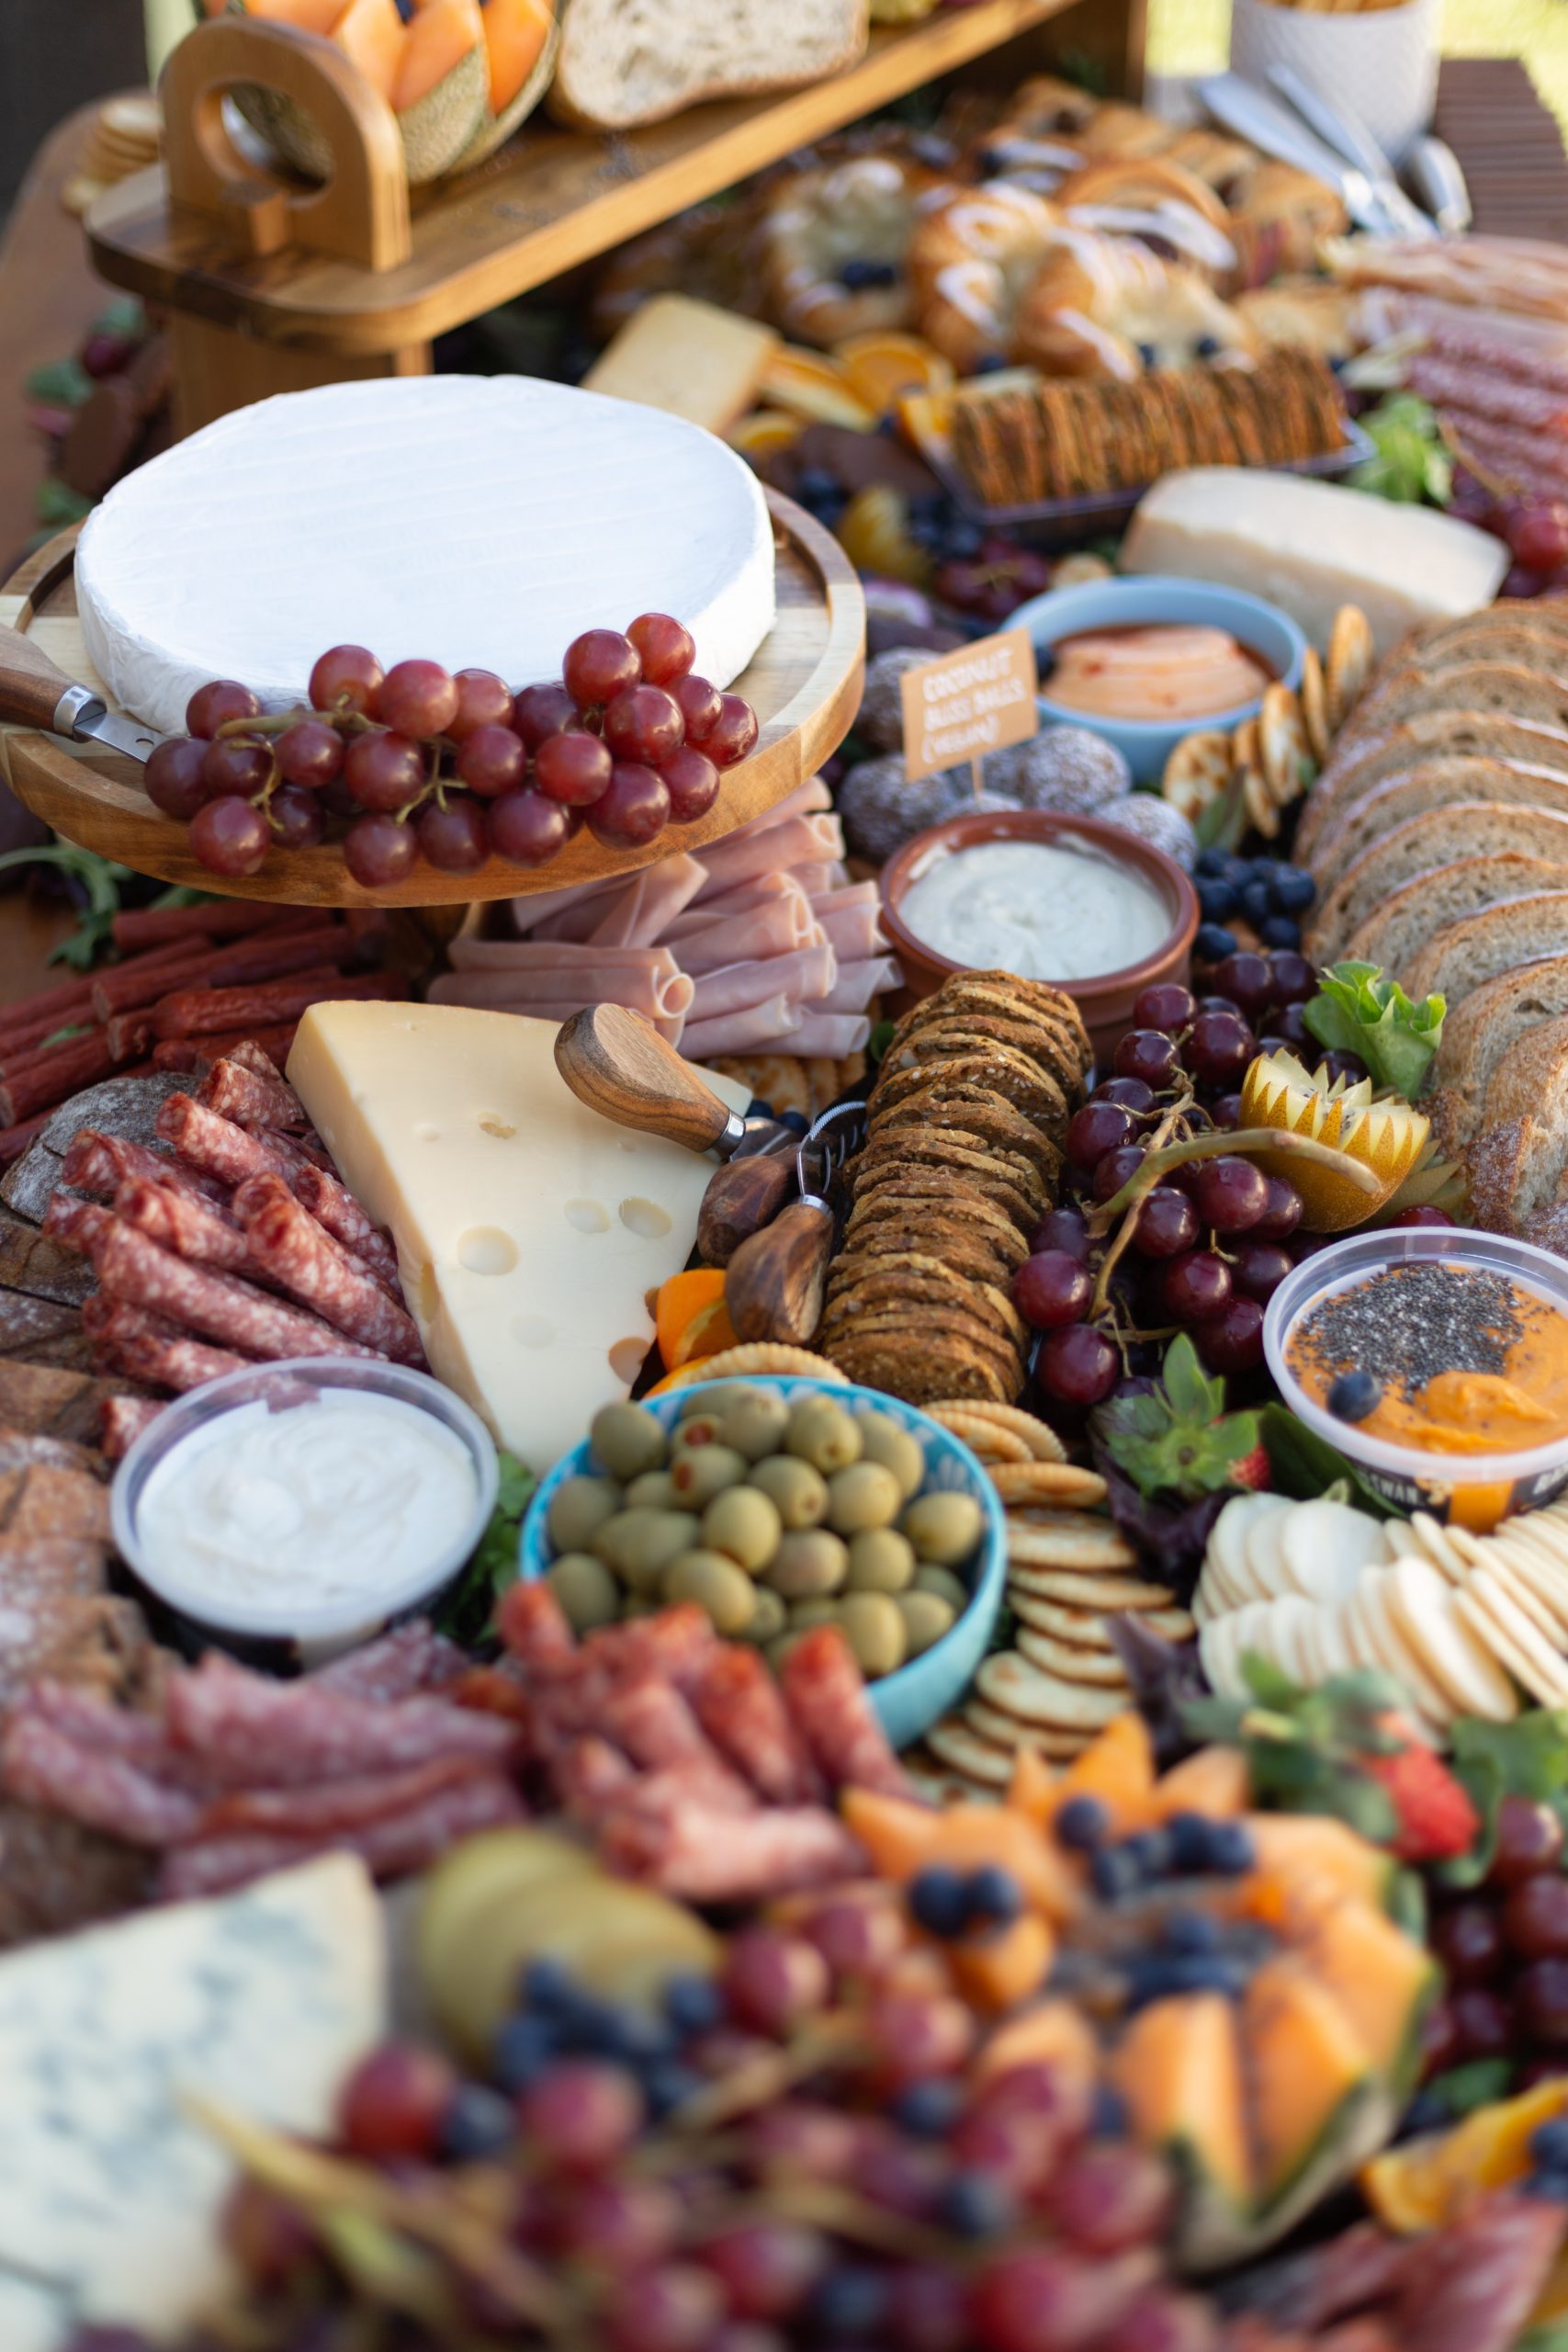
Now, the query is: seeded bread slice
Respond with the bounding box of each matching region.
[1308,761,1568,888]
[1404,892,1568,1006]
[1464,1013,1568,1238]
[549,0,870,130]
[1428,954,1568,1151]
[1307,806,1568,963]
[1298,718,1568,863]
[1341,856,1568,986]
[1333,664,1568,763]
[1402,603,1568,674]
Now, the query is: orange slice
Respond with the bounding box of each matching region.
[833,332,955,415]
[727,410,805,459]
[759,348,876,433]
[836,486,932,588]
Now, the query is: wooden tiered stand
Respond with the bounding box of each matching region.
[85,0,1145,435]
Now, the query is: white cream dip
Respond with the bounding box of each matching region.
[134,1389,478,1618]
[898,837,1171,982]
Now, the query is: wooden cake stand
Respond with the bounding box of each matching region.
[0,488,864,909]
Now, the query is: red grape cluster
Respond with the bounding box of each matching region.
[1420,1796,1568,2099]
[1011,955,1325,1410]
[1448,472,1568,603]
[141,616,761,888]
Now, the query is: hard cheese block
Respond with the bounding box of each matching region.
[76,377,776,734]
[1121,469,1510,653]
[0,1853,383,2350]
[288,1002,750,1474]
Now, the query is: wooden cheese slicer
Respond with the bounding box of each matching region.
[553,1003,795,1160]
[724,1097,865,1348]
[0,621,165,759]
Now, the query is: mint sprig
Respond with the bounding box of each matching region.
[1303,960,1445,1100]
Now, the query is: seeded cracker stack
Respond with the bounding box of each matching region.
[819,973,1090,1403]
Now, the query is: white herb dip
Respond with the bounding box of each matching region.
[898,836,1172,981]
[134,1389,478,1614]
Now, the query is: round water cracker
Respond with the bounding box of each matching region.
[975,1651,1125,1730]
[1482,1547,1568,1655]
[1407,1511,1468,1585]
[1242,1498,1298,1602]
[1300,643,1331,766]
[1327,604,1375,729]
[1008,1591,1116,1647]
[989,1462,1107,1509]
[1279,1498,1390,1604]
[931,1400,1066,1463]
[1461,1569,1568,1707]
[1199,1611,1251,1700]
[1241,759,1280,842]
[964,1699,1085,1761]
[1015,1626,1130,1687]
[1161,729,1231,823]
[662,1344,845,1389]
[928,1409,1032,1463]
[1314,1600,1357,1681]
[1386,1556,1517,1721]
[924,1713,1015,1785]
[1355,1569,1456,1726]
[1207,1494,1287,1605]
[1008,1567,1179,1614]
[1264,1591,1321,1685]
[1259,681,1309,808]
[1489,1538,1568,1641]
[1005,1513,1138,1571]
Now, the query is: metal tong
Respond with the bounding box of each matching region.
[1196,68,1451,241]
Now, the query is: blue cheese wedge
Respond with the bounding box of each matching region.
[0,1854,384,2349]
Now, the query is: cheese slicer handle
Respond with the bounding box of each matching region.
[0,623,86,733]
[725,1202,834,1347]
[555,1003,745,1157]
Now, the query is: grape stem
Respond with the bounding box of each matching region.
[215,706,376,741]
[1089,1092,1191,1328]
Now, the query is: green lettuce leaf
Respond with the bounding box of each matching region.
[1351,392,1453,507]
[433,1451,536,1646]
[1302,960,1445,1099]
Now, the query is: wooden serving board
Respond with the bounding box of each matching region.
[0,488,864,908]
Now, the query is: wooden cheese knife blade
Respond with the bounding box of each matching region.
[0,622,164,761]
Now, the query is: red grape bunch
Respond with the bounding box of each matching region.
[1011,956,1325,1411]
[1420,1795,1568,2103]
[141,616,761,888]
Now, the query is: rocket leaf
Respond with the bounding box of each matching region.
[1303,960,1445,1100]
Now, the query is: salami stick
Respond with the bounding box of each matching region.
[554,1735,637,1821]
[92,924,348,1022]
[0,1108,51,1168]
[164,1652,524,1784]
[99,1395,167,1458]
[2,1709,203,1845]
[113,1176,250,1270]
[289,1162,399,1289]
[778,1624,917,1800]
[43,1195,115,1255]
[63,1127,233,1213]
[197,1055,307,1133]
[152,968,400,1042]
[105,1012,154,1064]
[310,1623,468,1701]
[0,1030,117,1127]
[234,1173,423,1363]
[89,1298,253,1393]
[91,1216,386,1363]
[600,1793,862,1902]
[156,1092,299,1188]
[157,1770,525,1900]
[112,902,324,952]
[152,1023,299,1077]
[0,967,96,1047]
[691,1647,825,1807]
[596,1677,728,1775]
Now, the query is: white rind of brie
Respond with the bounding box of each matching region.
[77,376,777,733]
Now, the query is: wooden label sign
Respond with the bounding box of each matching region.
[899,627,1040,786]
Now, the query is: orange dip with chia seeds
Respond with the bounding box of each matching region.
[1287,1261,1568,1456]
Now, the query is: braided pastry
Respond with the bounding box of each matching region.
[908,183,1063,375]
[1055,158,1239,288]
[757,154,945,345]
[1013,229,1258,381]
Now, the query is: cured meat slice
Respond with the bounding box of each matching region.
[1393,2194,1566,2352]
[1407,354,1568,433]
[499,1579,580,1676]
[87,1298,253,1393]
[157,1768,525,1898]
[98,1395,165,1458]
[553,1735,637,1819]
[42,1196,115,1256]
[310,1621,468,1699]
[164,1652,523,1784]
[596,1675,728,1773]
[1,1709,203,1845]
[197,1055,309,1133]
[112,1176,250,1270]
[198,1750,491,1835]
[233,1172,423,1363]
[585,1603,719,1695]
[601,1792,863,1901]
[155,1093,300,1188]
[778,1624,916,1798]
[62,1126,232,1210]
[90,1216,385,1363]
[289,1162,400,1290]
[691,1646,825,1806]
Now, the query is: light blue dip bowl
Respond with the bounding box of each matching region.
[1009,572,1309,784]
[519,1374,1008,1750]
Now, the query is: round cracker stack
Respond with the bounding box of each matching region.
[63,95,161,218]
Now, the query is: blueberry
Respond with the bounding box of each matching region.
[1166,1812,1214,1874]
[943,519,985,560]
[1162,1907,1223,1956]
[1196,334,1221,358]
[439,2083,515,2161]
[1055,1794,1111,1852]
[1398,2088,1450,2139]
[1197,877,1238,923]
[1259,915,1302,951]
[1124,1954,1177,2010]
[1092,1844,1145,1902]
[492,2011,556,2093]
[1530,2118,1568,2176]
[1090,2084,1130,2139]
[558,1996,628,2058]
[643,2062,703,2120]
[910,1864,974,1939]
[1123,1828,1176,1882]
[519,1956,577,2014]
[1204,1822,1255,1876]
[1196,922,1239,963]
[778,1108,810,1136]
[795,466,842,504]
[966,1864,1023,1926]
[1224,854,1252,888]
[1524,2171,1568,2204]
[664,1972,726,2037]
[1196,846,1230,879]
[1327,1370,1382,1424]
[809,2266,890,2336]
[1137,342,1157,368]
[941,2170,1016,2238]
[602,2007,677,2065]
[976,353,1009,375]
[909,492,946,522]
[1168,1952,1248,1997]
[1270,865,1316,913]
[840,257,897,290]
[894,2077,964,2138]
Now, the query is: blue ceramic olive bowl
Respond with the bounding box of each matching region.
[1009,572,1309,784]
[518,1374,1007,1750]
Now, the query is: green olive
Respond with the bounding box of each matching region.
[742,1585,788,1644]
[547,1475,623,1554]
[845,1527,917,1594]
[766,1528,849,1599]
[679,1384,753,1422]
[717,1388,791,1463]
[624,1469,678,1511]
[668,1443,750,1508]
[748,1453,829,1532]
[901,1489,985,1568]
[827,1460,903,1537]
[593,1508,703,1593]
[702,1485,783,1574]
[897,1589,957,1657]
[913,1562,970,1611]
[662,1549,758,1634]
[788,1598,840,1628]
[671,1414,725,1455]
[590,1402,668,1482]
[840,1591,908,1679]
[785,1396,863,1476]
[546,1552,622,1634]
[856,1412,926,1501]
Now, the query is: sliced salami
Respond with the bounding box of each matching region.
[197,1055,309,1134]
[691,1646,826,1806]
[155,1093,299,1189]
[310,1622,468,1700]
[585,1604,719,1695]
[289,1162,400,1289]
[233,1172,423,1363]
[498,1580,580,1677]
[91,1300,253,1395]
[91,1216,386,1364]
[601,1791,863,1902]
[113,1175,250,1270]
[157,1767,525,1898]
[1,1709,203,1845]
[1393,2194,1566,2352]
[164,1651,524,1784]
[596,1675,728,1774]
[42,1195,114,1256]
[62,1127,231,1211]
[553,1734,637,1820]
[197,1750,491,1836]
[778,1624,916,1799]
[1408,354,1568,433]
[98,1395,166,1458]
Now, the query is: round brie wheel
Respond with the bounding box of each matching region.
[77,378,777,734]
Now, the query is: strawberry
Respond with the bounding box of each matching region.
[1359,1715,1481,1863]
[1230,1444,1271,1492]
[1092,1333,1267,1503]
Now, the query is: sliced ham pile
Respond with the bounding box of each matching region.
[40,1038,422,1458]
[429,778,899,1062]
[0,1623,525,1900]
[497,1585,916,1902]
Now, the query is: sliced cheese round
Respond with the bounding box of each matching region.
[78,378,777,732]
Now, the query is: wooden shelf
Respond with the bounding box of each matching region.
[85,0,1139,359]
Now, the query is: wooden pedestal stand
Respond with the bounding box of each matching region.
[85,0,1146,435]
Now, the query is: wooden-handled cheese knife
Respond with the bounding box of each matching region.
[0,622,165,761]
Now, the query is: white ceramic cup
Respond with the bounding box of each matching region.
[1229,0,1441,166]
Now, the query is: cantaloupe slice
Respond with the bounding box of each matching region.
[1112,1993,1252,2216]
[392,0,490,179]
[1048,1711,1156,1836]
[1150,1745,1249,1823]
[1243,1814,1394,1918]
[949,1913,1055,2014]
[394,0,480,107]
[1244,1958,1372,2206]
[332,0,403,97]
[1363,2078,1568,2235]
[481,0,552,109]
[1299,1897,1437,2086]
[222,0,344,25]
[977,1996,1100,2094]
[840,1790,1079,1925]
[1007,1746,1055,1824]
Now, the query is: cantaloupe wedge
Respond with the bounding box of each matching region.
[976,1995,1100,2093]
[221,0,344,28]
[1363,2078,1568,2234]
[1243,1813,1394,1918]
[1048,1711,1156,1836]
[394,0,480,107]
[333,0,403,97]
[1244,1959,1372,2207]
[840,1789,1079,1925]
[452,0,558,166]
[1149,1745,1249,1823]
[1298,1896,1436,2086]
[949,1913,1055,2014]
[1112,1993,1252,2218]
[1007,1746,1055,1824]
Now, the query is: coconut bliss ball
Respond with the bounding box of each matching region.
[1098,790,1199,873]
[988,727,1132,815]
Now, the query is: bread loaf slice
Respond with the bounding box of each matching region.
[1297,715,1568,863]
[1342,855,1568,984]
[1335,662,1568,759]
[1431,953,1568,1148]
[549,0,871,130]
[1308,760,1568,888]
[1402,602,1568,677]
[1307,805,1568,962]
[1405,892,1568,1005]
[1465,1012,1568,1237]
